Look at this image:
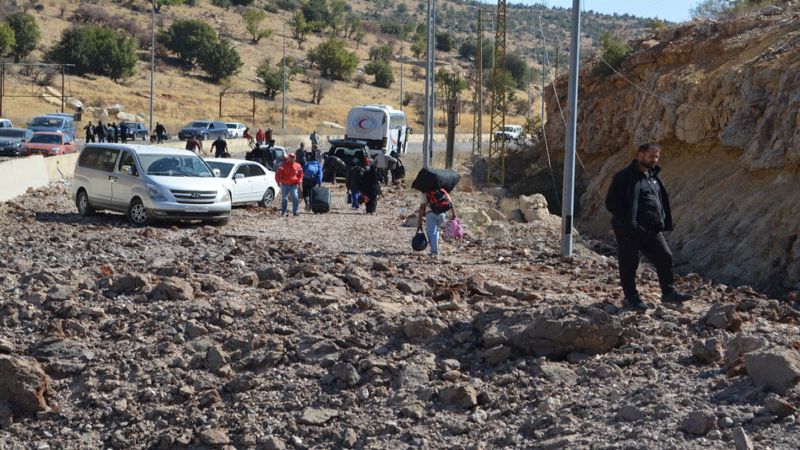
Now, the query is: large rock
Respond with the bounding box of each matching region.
[0,355,52,413]
[109,273,150,295]
[474,307,623,359]
[680,409,716,435]
[30,338,94,377]
[744,347,800,394]
[692,338,723,364]
[150,277,194,301]
[725,333,768,367]
[704,303,741,331]
[438,384,478,409]
[519,194,550,223]
[299,407,339,425]
[404,317,447,343]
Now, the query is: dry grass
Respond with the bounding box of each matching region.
[2,1,532,138]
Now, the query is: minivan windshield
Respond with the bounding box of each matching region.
[188,122,210,128]
[0,129,26,138]
[206,161,234,178]
[30,117,64,127]
[29,134,62,144]
[139,154,214,177]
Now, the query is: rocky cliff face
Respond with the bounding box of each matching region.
[542,7,800,291]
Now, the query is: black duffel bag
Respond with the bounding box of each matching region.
[411,167,461,193]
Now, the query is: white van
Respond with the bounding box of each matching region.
[72,144,232,226]
[345,104,411,156]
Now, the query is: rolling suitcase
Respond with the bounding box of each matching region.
[310,186,331,214]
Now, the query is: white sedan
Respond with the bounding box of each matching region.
[226,122,247,138]
[206,158,277,207]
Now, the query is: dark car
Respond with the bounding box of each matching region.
[245,145,287,171]
[323,139,369,182]
[178,121,228,141]
[0,128,34,157]
[120,122,149,141]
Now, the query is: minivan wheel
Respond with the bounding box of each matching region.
[258,188,275,207]
[127,198,151,226]
[76,190,95,216]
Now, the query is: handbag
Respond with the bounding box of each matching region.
[444,218,464,240]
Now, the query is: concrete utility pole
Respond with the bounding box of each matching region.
[399,41,404,111]
[281,20,286,132]
[560,0,581,257]
[422,0,435,168]
[150,0,155,135]
[445,96,457,169]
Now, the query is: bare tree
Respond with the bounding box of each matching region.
[310,76,331,105]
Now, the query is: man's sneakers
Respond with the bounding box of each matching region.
[623,295,651,311]
[662,290,693,304]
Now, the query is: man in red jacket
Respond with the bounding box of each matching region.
[275,153,304,217]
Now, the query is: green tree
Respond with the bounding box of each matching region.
[158,19,217,66]
[594,32,630,76]
[243,8,273,43]
[368,44,393,62]
[6,13,40,63]
[411,34,426,59]
[302,0,328,32]
[308,38,358,80]
[48,26,137,81]
[436,68,468,102]
[435,31,454,52]
[0,23,15,58]
[365,60,394,88]
[199,39,243,83]
[289,11,311,49]
[345,14,361,39]
[327,0,346,36]
[256,62,286,99]
[458,38,477,60]
[505,53,529,89]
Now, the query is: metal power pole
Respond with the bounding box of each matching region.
[422,0,434,168]
[560,0,581,257]
[281,20,286,132]
[150,0,155,134]
[399,41,404,110]
[0,63,4,117]
[61,65,65,113]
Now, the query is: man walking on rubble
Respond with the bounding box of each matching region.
[605,143,692,310]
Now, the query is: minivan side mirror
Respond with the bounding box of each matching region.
[213,168,221,177]
[408,128,413,134]
[234,173,245,181]
[120,165,131,175]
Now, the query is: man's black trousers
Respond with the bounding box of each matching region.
[614,230,675,297]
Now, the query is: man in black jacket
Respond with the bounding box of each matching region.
[605,143,692,310]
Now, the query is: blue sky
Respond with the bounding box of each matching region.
[515,0,697,23]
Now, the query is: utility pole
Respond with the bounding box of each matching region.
[560,0,581,257]
[0,63,4,117]
[150,0,155,135]
[281,20,286,132]
[422,0,434,168]
[61,65,65,113]
[399,41,404,110]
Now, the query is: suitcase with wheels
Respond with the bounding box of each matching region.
[310,186,331,214]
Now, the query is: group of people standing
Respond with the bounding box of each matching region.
[84,121,127,143]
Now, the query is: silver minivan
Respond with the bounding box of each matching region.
[72,144,232,226]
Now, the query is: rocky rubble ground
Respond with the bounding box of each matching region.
[0,182,799,450]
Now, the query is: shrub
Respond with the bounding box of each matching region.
[594,32,630,76]
[198,39,243,83]
[308,38,358,80]
[0,23,14,58]
[364,60,394,88]
[273,0,300,11]
[5,12,40,62]
[368,44,393,62]
[158,19,217,66]
[435,31,454,52]
[47,26,137,81]
[243,7,273,43]
[256,63,285,99]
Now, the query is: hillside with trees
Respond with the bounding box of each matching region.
[0,0,656,136]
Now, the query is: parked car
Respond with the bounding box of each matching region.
[0,118,13,128]
[178,121,228,141]
[120,122,149,141]
[28,114,77,140]
[0,128,34,157]
[205,158,277,207]
[72,144,232,226]
[22,132,75,157]
[225,122,247,138]
[495,124,524,141]
[323,139,370,182]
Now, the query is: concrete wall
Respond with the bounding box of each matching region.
[0,156,50,202]
[44,153,80,181]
